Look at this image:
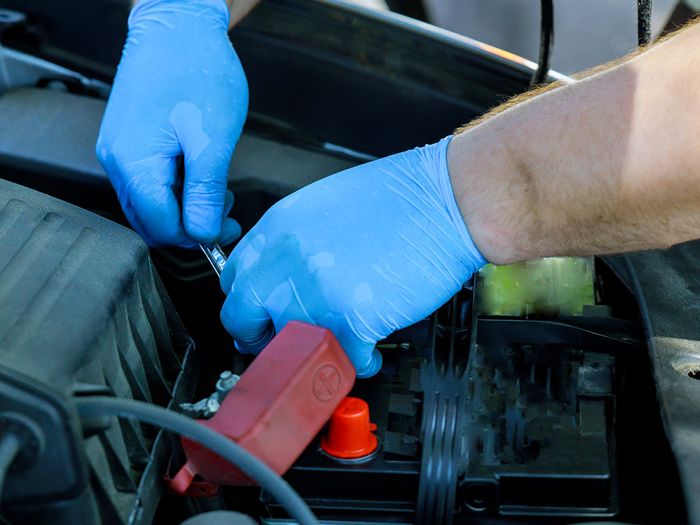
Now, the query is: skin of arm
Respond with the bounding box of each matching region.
[226,0,262,27]
[449,21,700,265]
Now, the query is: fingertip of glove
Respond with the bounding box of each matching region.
[184,211,222,243]
[223,190,235,217]
[95,140,108,165]
[219,218,242,246]
[233,330,274,355]
[355,348,383,379]
[233,340,253,355]
[219,261,236,294]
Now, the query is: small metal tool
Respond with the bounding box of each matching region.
[199,243,227,277]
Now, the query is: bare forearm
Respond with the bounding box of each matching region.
[227,0,261,27]
[449,22,700,264]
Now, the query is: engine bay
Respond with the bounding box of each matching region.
[0,1,698,524]
[0,89,688,525]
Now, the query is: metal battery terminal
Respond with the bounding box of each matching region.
[180,371,240,419]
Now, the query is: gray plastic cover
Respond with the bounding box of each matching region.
[608,248,700,524]
[0,177,193,524]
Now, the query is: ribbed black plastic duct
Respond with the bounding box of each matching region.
[0,178,196,525]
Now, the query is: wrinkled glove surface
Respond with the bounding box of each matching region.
[97,0,247,247]
[220,137,487,377]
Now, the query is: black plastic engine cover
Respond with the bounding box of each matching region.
[0,178,195,525]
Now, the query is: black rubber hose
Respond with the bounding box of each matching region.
[637,0,653,46]
[0,433,21,502]
[531,0,554,86]
[74,397,319,525]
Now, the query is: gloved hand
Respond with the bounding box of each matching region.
[219,137,487,377]
[96,0,248,247]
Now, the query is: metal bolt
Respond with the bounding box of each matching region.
[215,370,240,396]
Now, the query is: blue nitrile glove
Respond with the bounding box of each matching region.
[96,0,248,247]
[219,137,487,377]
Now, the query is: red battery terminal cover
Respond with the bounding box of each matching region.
[169,321,356,493]
[321,397,378,459]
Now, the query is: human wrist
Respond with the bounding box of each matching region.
[129,0,230,31]
[446,127,537,266]
[431,137,488,271]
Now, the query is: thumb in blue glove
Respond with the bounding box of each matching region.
[96,0,248,247]
[219,137,486,377]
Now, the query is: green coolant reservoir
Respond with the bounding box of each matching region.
[476,257,595,317]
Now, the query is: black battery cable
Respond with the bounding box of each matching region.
[531,0,554,86]
[74,396,319,525]
[637,0,653,46]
